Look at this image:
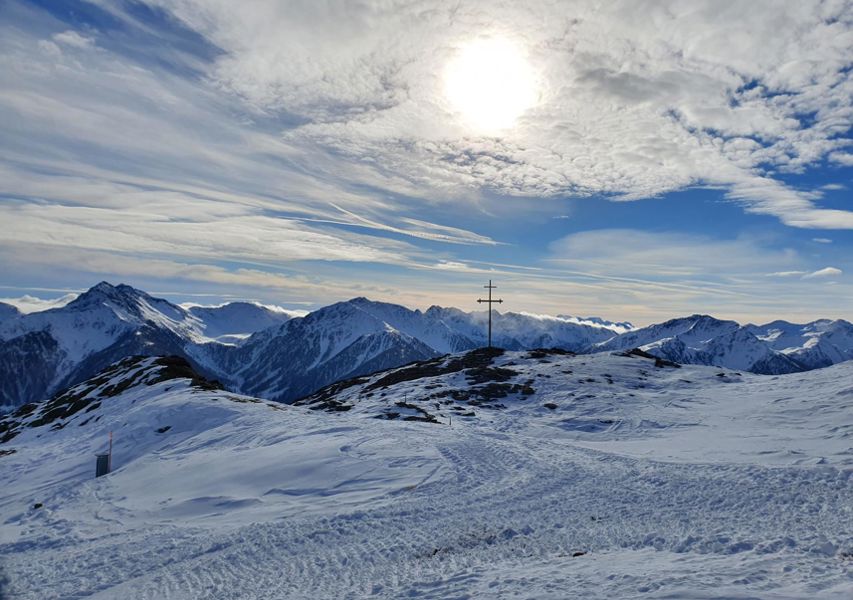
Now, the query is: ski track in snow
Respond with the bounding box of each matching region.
[1,354,852,599]
[4,430,852,599]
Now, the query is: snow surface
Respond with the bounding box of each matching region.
[1,351,851,599]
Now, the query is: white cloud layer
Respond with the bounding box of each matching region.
[0,293,78,313]
[144,0,853,228]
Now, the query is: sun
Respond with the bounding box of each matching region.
[443,37,538,133]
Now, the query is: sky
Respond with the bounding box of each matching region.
[0,0,850,325]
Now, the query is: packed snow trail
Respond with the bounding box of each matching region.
[1,352,851,598]
[4,425,852,599]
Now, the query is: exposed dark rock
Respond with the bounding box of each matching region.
[617,348,681,368]
[366,347,505,391]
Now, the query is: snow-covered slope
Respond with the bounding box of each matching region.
[596,314,853,374]
[1,351,850,599]
[185,302,298,344]
[297,346,853,464]
[0,282,200,409]
[0,302,21,325]
[219,299,444,402]
[745,319,853,370]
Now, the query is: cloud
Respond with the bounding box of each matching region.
[0,200,416,266]
[53,30,95,48]
[541,229,852,323]
[802,266,842,279]
[766,268,845,281]
[548,229,801,280]
[829,152,853,166]
[812,237,833,243]
[0,293,78,313]
[134,0,853,228]
[1,1,852,326]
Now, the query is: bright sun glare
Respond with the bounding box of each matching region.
[444,38,537,133]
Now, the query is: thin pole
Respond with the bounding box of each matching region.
[488,280,492,348]
[108,431,113,473]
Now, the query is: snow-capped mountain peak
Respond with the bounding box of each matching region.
[1,284,851,411]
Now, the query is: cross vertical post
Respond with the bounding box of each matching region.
[477,280,503,348]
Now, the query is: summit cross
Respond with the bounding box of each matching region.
[476,280,503,348]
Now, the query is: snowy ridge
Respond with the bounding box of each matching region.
[597,314,853,374]
[0,352,851,598]
[184,302,296,344]
[296,346,853,465]
[1,282,851,409]
[0,283,298,408]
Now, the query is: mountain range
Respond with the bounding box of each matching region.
[0,281,850,409]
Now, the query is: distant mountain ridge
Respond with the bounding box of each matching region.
[0,283,295,409]
[0,282,850,409]
[595,314,853,374]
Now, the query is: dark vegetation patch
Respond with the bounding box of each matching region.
[374,412,400,420]
[0,448,16,457]
[527,348,575,359]
[367,347,506,391]
[616,348,681,369]
[465,366,518,384]
[426,381,534,408]
[226,396,261,403]
[156,426,171,434]
[307,400,353,412]
[291,375,371,410]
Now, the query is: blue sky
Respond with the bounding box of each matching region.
[0,0,850,324]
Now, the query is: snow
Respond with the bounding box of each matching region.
[599,315,853,374]
[1,351,851,599]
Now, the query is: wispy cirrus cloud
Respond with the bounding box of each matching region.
[802,266,843,279]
